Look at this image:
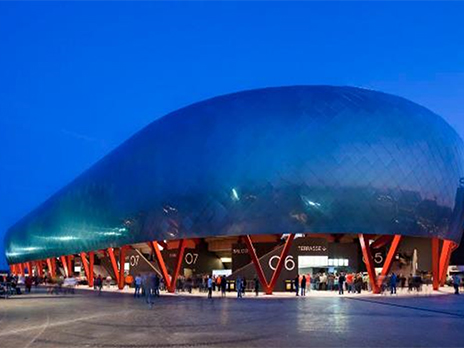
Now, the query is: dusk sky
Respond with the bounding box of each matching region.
[1,2,464,268]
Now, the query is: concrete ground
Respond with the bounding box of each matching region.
[1,287,464,348]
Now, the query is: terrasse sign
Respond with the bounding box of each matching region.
[294,238,328,255]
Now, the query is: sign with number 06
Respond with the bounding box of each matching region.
[268,255,296,271]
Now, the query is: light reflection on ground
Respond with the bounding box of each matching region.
[0,287,463,347]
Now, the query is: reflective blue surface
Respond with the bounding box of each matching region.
[5,86,464,263]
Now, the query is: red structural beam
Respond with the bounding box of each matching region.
[47,258,56,277]
[35,260,44,277]
[80,252,90,281]
[244,234,295,295]
[107,247,120,284]
[107,247,129,290]
[89,251,95,287]
[26,262,33,276]
[267,234,295,294]
[370,235,394,250]
[244,235,269,293]
[376,235,402,288]
[359,234,380,294]
[148,241,172,289]
[118,247,127,290]
[439,240,456,287]
[80,252,95,287]
[20,263,25,277]
[60,255,70,277]
[68,256,73,276]
[432,237,440,290]
[167,239,187,293]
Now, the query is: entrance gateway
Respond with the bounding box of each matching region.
[121,234,446,293]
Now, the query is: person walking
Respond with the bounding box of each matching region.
[154,274,160,297]
[236,276,242,298]
[144,274,153,307]
[294,275,300,296]
[390,272,398,295]
[95,275,103,296]
[453,274,461,295]
[221,276,227,297]
[149,273,157,305]
[338,273,345,295]
[25,276,33,293]
[134,274,142,298]
[254,276,259,296]
[207,275,213,299]
[346,273,354,293]
[301,275,307,296]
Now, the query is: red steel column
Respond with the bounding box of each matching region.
[80,252,91,286]
[149,241,171,289]
[60,256,69,277]
[167,239,187,293]
[67,256,73,276]
[118,247,127,290]
[35,260,44,277]
[359,234,380,294]
[439,240,453,287]
[20,263,25,277]
[432,237,440,290]
[89,251,95,287]
[107,247,120,284]
[267,234,295,295]
[26,262,33,276]
[47,258,57,277]
[244,235,270,293]
[376,235,402,287]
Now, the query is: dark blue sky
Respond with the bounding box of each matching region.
[1,2,464,268]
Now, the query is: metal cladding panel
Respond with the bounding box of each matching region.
[5,86,464,264]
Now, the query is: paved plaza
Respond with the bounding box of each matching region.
[1,287,464,347]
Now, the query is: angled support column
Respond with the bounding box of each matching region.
[107,247,120,284]
[148,241,172,289]
[359,234,380,294]
[118,247,127,290]
[432,237,440,290]
[148,239,187,293]
[439,240,455,287]
[267,234,295,294]
[244,234,295,295]
[89,251,95,287]
[35,260,44,277]
[167,239,187,293]
[10,264,16,275]
[376,235,402,288]
[68,256,73,276]
[47,258,57,277]
[80,252,94,287]
[26,262,33,276]
[107,247,129,290]
[20,263,25,277]
[60,255,70,277]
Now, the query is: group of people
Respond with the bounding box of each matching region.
[206,275,260,299]
[294,272,369,295]
[292,271,459,296]
[0,273,25,297]
[131,273,161,307]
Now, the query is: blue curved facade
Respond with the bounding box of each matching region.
[5,86,464,264]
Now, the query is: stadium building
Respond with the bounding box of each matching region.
[4,86,464,294]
